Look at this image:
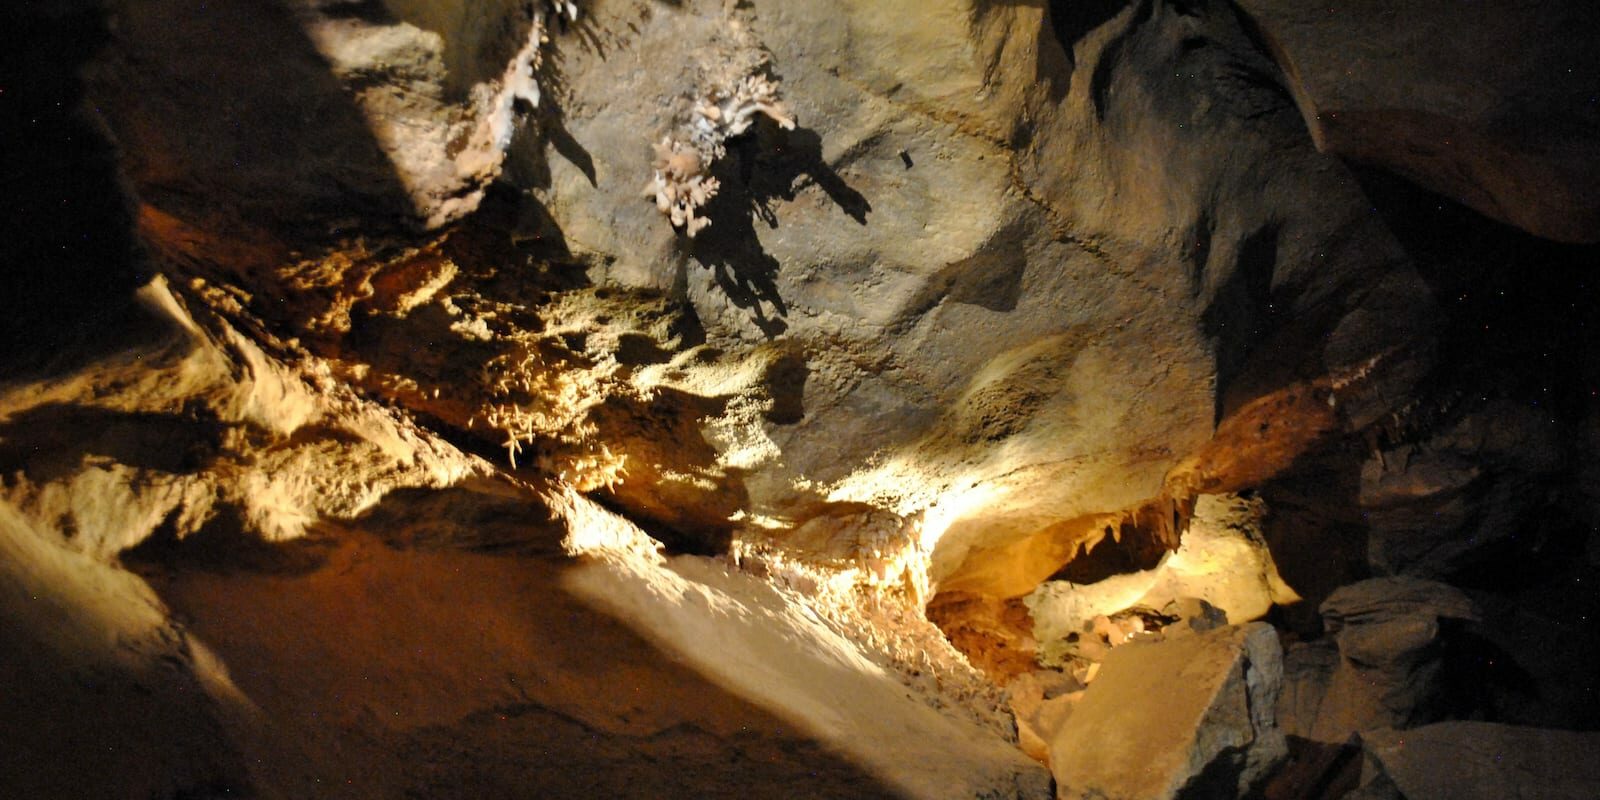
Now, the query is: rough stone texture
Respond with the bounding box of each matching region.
[1358,722,1600,800]
[1280,578,1478,744]
[0,271,1044,798]
[1006,669,1083,765]
[1047,622,1287,800]
[1026,493,1298,651]
[14,0,1600,794]
[89,0,543,232]
[1236,0,1600,243]
[926,591,1042,683]
[0,499,255,799]
[529,0,1435,591]
[1359,398,1566,579]
[0,276,485,557]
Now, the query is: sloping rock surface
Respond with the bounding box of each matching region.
[1047,622,1287,800]
[530,0,1436,585]
[1359,722,1600,800]
[1235,0,1600,243]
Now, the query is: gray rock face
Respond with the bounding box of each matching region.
[1235,0,1600,243]
[530,0,1435,584]
[1358,722,1600,800]
[1283,577,1478,744]
[1047,622,1287,800]
[1360,398,1566,578]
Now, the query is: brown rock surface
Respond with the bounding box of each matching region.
[528,0,1437,589]
[135,526,916,799]
[1235,0,1600,243]
[11,0,1600,795]
[1047,622,1287,800]
[1358,722,1600,800]
[1279,577,1479,744]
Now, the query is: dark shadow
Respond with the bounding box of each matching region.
[506,22,596,190]
[351,481,568,555]
[548,2,610,61]
[456,181,580,271]
[1088,23,1131,121]
[688,122,872,339]
[1441,626,1540,724]
[124,503,340,577]
[1201,222,1281,425]
[900,220,1031,317]
[1352,166,1600,423]
[86,0,418,234]
[545,114,598,187]
[1255,437,1373,635]
[763,347,810,424]
[1259,735,1362,800]
[1174,743,1249,800]
[0,403,224,483]
[1047,0,1136,72]
[316,0,397,25]
[0,3,153,373]
[1252,170,1600,722]
[1047,522,1168,585]
[587,387,750,556]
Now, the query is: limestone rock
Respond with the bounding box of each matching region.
[1276,639,1340,743]
[89,0,549,232]
[1298,577,1478,743]
[1006,670,1084,764]
[1235,0,1600,243]
[1048,622,1287,800]
[1163,596,1230,636]
[1360,399,1566,578]
[0,500,255,799]
[1358,723,1600,800]
[1320,577,1480,634]
[1027,493,1296,659]
[0,275,487,558]
[531,0,1436,587]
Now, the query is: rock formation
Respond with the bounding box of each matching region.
[4,0,1599,797]
[1048,622,1288,799]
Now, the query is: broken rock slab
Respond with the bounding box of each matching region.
[1007,670,1084,765]
[1304,577,1478,743]
[1357,722,1600,800]
[1048,622,1287,800]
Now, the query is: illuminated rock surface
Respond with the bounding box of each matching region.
[4,0,1600,798]
[1047,622,1287,800]
[1234,0,1600,244]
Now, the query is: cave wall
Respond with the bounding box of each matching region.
[4,0,1600,796]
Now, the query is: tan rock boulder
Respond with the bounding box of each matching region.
[1048,622,1287,800]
